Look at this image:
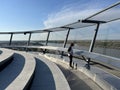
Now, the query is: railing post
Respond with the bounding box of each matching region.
[63,28,70,48]
[27,33,31,46]
[43,32,50,54]
[61,28,70,58]
[46,32,50,46]
[87,23,100,68]
[89,23,100,52]
[9,33,13,45]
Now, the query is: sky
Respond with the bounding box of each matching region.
[0,0,120,40]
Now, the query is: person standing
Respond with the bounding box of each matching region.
[68,43,74,68]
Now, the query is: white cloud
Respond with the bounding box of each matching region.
[43,1,120,40]
[43,0,120,29]
[43,2,101,28]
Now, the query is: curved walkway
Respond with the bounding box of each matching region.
[56,63,103,90]
[0,48,36,90]
[30,55,70,90]
[46,54,119,90]
[6,51,36,90]
[30,58,56,90]
[37,53,103,90]
[0,53,25,89]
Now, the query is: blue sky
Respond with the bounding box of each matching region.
[0,0,120,41]
[0,0,119,32]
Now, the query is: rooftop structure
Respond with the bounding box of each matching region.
[0,1,120,90]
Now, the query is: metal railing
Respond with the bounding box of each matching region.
[0,1,120,69]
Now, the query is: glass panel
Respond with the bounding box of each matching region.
[94,20,120,58]
[48,31,67,47]
[0,34,11,46]
[31,33,48,46]
[67,26,96,51]
[66,22,95,29]
[50,27,67,32]
[12,34,29,46]
[88,3,120,22]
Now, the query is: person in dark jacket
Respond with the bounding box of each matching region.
[68,43,74,68]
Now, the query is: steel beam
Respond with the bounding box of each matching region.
[85,1,120,20]
[86,23,100,69]
[82,20,106,24]
[46,32,50,46]
[61,28,70,58]
[89,23,100,52]
[27,33,31,46]
[63,28,70,48]
[9,33,13,45]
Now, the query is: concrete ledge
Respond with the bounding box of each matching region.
[32,46,120,71]
[37,54,70,90]
[6,51,36,90]
[80,67,117,90]
[4,46,120,71]
[0,48,14,71]
[43,54,117,90]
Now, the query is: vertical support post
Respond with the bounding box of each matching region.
[87,23,100,69]
[27,33,31,46]
[9,33,13,45]
[43,32,50,54]
[89,23,100,52]
[61,28,70,58]
[63,28,70,48]
[46,32,50,46]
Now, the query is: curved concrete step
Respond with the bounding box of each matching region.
[0,49,36,90]
[44,54,119,90]
[30,54,70,90]
[0,48,14,71]
[6,51,36,90]
[57,64,103,90]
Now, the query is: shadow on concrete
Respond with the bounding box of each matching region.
[0,50,3,54]
[30,58,56,90]
[0,53,25,89]
[57,64,93,90]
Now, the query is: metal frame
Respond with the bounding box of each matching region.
[9,33,13,45]
[85,1,120,20]
[81,20,106,69]
[27,33,32,46]
[46,32,50,46]
[89,23,100,52]
[82,19,106,53]
[63,28,71,48]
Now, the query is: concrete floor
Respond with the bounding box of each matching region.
[30,53,103,90]
[57,63,103,90]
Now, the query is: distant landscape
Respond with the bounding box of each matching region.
[0,40,120,58]
[0,40,120,49]
[47,40,120,49]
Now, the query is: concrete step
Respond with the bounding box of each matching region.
[57,64,103,90]
[30,54,70,90]
[0,49,36,90]
[0,48,14,71]
[44,54,120,90]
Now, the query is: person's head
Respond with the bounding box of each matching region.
[71,43,74,47]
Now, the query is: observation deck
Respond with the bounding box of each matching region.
[0,1,120,90]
